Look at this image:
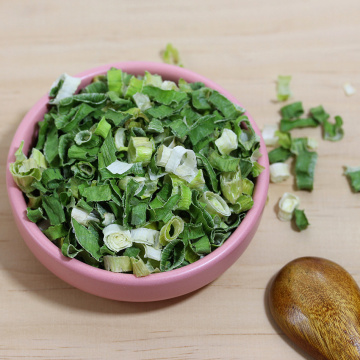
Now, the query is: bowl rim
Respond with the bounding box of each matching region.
[6,61,269,287]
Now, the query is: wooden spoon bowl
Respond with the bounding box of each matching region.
[269,257,360,360]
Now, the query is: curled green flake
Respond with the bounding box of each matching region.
[161,43,183,67]
[159,216,185,246]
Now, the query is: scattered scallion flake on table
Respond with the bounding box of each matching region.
[294,208,309,231]
[276,75,292,101]
[161,43,183,67]
[343,83,356,96]
[323,115,344,141]
[262,124,279,146]
[269,163,290,183]
[344,166,360,192]
[10,68,263,276]
[277,192,300,222]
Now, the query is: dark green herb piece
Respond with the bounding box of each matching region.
[294,209,309,231]
[280,118,319,132]
[280,102,304,119]
[268,147,293,164]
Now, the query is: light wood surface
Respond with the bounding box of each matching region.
[1,1,359,359]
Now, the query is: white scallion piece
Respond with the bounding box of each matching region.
[143,244,162,261]
[215,129,238,155]
[262,125,279,146]
[133,93,152,111]
[103,213,115,226]
[160,80,178,91]
[156,144,172,167]
[131,228,159,246]
[306,137,318,151]
[159,146,198,183]
[49,73,81,105]
[114,128,127,150]
[106,160,133,175]
[270,163,290,183]
[71,207,99,226]
[278,192,300,221]
[103,224,132,252]
[343,83,356,96]
[201,191,231,217]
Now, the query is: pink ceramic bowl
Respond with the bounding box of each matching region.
[6,62,269,302]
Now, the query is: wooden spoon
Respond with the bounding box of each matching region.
[269,257,360,360]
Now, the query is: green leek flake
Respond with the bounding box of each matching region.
[277,75,292,101]
[280,102,304,119]
[10,67,262,276]
[294,209,309,231]
[344,166,360,192]
[161,43,183,67]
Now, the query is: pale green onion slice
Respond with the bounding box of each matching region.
[128,137,153,165]
[30,148,47,169]
[164,146,187,172]
[262,125,279,146]
[118,176,146,190]
[343,83,356,96]
[140,179,158,199]
[189,169,206,190]
[104,255,132,272]
[133,92,152,111]
[277,75,292,101]
[220,170,242,204]
[306,137,318,151]
[49,73,81,105]
[102,224,132,252]
[168,174,192,210]
[71,207,99,226]
[156,144,172,167]
[159,216,185,246]
[103,213,115,226]
[131,228,159,246]
[131,257,151,277]
[242,178,254,196]
[201,191,231,217]
[93,117,111,139]
[144,71,163,87]
[114,128,127,150]
[250,148,262,163]
[215,128,238,155]
[278,193,300,221]
[74,130,92,145]
[270,163,290,183]
[106,160,134,175]
[160,80,179,91]
[143,244,162,261]
[231,194,254,214]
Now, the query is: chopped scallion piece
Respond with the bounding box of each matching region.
[344,166,360,192]
[276,75,292,101]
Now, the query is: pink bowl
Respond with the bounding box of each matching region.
[6,62,269,302]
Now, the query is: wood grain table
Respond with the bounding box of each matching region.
[1,1,359,359]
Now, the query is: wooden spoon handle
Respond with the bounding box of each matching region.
[269,257,360,360]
